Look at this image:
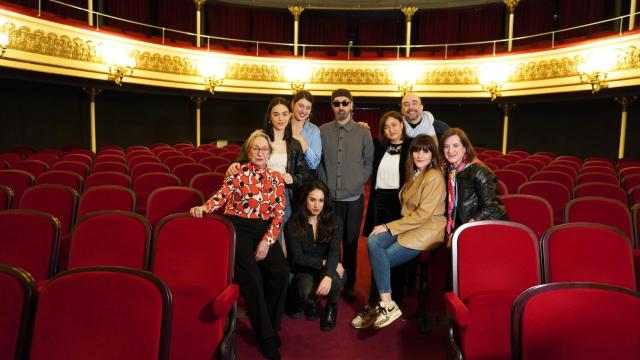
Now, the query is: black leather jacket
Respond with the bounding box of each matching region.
[448,162,507,224]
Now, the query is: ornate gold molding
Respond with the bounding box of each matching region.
[194,0,207,11]
[3,8,640,96]
[288,5,305,21]
[503,0,520,13]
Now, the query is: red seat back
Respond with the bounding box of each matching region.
[494,170,528,194]
[518,181,571,225]
[0,170,35,209]
[190,172,226,200]
[512,283,640,360]
[172,163,210,186]
[145,186,204,229]
[60,154,93,167]
[0,265,35,360]
[12,159,49,178]
[163,156,196,171]
[83,171,132,190]
[500,194,553,240]
[91,161,129,174]
[0,210,61,281]
[29,267,172,360]
[77,185,136,218]
[542,223,636,290]
[36,171,84,192]
[0,184,14,210]
[19,184,79,236]
[573,182,627,204]
[530,171,574,193]
[565,197,633,243]
[133,172,181,214]
[130,162,171,180]
[51,161,90,178]
[575,172,619,186]
[128,155,161,169]
[504,163,537,178]
[28,153,59,167]
[69,211,151,270]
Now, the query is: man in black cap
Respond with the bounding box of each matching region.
[319,88,374,304]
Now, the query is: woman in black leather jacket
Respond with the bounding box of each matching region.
[439,127,507,245]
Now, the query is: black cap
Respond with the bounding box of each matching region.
[331,88,353,102]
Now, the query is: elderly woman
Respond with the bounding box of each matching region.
[439,127,507,245]
[191,130,289,360]
[352,135,446,330]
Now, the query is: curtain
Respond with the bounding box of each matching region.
[250,7,291,43]
[44,0,86,22]
[417,9,460,44]
[207,2,251,49]
[514,0,555,38]
[105,0,153,36]
[157,0,196,43]
[357,18,402,45]
[557,0,607,38]
[458,4,504,43]
[300,13,348,45]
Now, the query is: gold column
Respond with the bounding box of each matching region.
[289,5,305,56]
[615,97,636,159]
[499,103,514,154]
[87,0,93,26]
[503,0,520,52]
[192,96,206,147]
[84,88,101,153]
[401,6,418,58]
[194,0,207,48]
[630,0,637,31]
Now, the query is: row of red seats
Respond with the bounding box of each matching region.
[0,213,238,360]
[446,221,640,360]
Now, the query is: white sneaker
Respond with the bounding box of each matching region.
[373,301,402,329]
[350,305,377,329]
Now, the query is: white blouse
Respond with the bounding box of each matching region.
[268,152,288,174]
[376,152,400,189]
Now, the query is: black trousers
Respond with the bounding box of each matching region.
[227,216,290,342]
[334,196,365,290]
[293,272,345,305]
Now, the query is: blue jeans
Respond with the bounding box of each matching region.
[367,230,421,294]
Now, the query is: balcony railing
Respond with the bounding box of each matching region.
[26,0,640,60]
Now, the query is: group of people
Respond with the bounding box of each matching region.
[189,89,507,360]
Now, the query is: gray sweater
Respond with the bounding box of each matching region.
[318,119,374,201]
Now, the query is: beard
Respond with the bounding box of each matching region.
[335,109,350,121]
[405,109,421,122]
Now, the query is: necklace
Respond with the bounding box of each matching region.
[386,143,402,155]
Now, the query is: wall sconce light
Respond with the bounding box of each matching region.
[284,62,311,94]
[577,51,617,93]
[0,30,9,57]
[197,58,226,94]
[478,63,510,101]
[392,63,419,96]
[101,45,136,86]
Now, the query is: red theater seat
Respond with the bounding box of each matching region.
[575,172,619,186]
[494,170,528,194]
[51,161,90,179]
[446,221,540,360]
[164,155,196,171]
[60,153,93,167]
[190,172,225,200]
[29,267,172,360]
[500,194,553,240]
[28,153,59,167]
[145,186,204,229]
[512,283,640,360]
[518,181,571,225]
[503,163,537,178]
[12,159,49,178]
[0,210,61,282]
[83,171,132,190]
[530,171,574,194]
[77,185,136,219]
[128,155,161,169]
[0,264,36,360]
[564,197,633,242]
[94,154,126,164]
[91,161,129,175]
[131,162,171,180]
[36,171,84,192]
[573,182,627,205]
[133,172,181,214]
[69,211,151,270]
[541,223,635,290]
[0,170,35,209]
[151,214,238,360]
[0,184,14,210]
[172,163,210,186]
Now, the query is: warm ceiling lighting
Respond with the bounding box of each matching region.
[478,63,511,101]
[101,44,136,86]
[283,62,312,93]
[0,30,9,57]
[577,50,617,93]
[197,58,226,94]
[392,63,420,96]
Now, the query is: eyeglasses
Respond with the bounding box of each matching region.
[250,146,271,154]
[331,100,351,107]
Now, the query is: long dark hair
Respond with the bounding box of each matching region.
[288,180,336,244]
[263,96,293,141]
[404,134,441,188]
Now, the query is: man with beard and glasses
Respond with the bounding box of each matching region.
[319,88,374,303]
[401,92,449,141]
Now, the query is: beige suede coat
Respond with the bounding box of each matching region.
[386,167,446,251]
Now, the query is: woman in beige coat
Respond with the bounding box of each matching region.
[351,134,446,330]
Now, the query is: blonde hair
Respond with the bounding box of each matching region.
[244,129,273,155]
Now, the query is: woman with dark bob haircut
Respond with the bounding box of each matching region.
[285,179,345,331]
[439,127,507,245]
[351,135,447,330]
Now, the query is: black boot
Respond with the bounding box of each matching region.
[321,302,338,331]
[260,336,281,360]
[303,302,319,321]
